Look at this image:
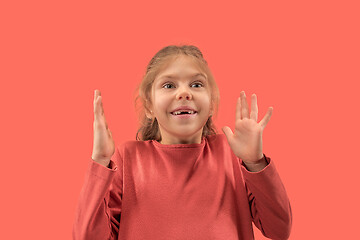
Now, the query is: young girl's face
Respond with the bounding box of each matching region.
[148,55,212,144]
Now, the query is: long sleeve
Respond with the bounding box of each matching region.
[72,147,123,240]
[72,135,292,239]
[240,154,292,240]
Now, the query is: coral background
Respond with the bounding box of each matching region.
[1,0,359,239]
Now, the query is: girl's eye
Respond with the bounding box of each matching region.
[163,83,174,89]
[191,82,203,88]
[162,82,203,89]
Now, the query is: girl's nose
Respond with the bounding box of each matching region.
[177,89,192,100]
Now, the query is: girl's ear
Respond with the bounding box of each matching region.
[145,100,154,119]
[209,106,214,117]
[145,109,153,119]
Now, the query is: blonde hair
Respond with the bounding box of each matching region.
[134,45,220,141]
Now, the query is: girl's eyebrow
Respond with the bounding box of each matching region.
[159,73,207,80]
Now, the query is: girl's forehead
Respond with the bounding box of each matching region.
[155,57,207,82]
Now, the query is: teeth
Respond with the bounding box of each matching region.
[172,110,195,115]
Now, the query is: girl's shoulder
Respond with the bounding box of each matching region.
[117,139,151,151]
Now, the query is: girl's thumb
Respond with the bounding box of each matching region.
[222,126,233,142]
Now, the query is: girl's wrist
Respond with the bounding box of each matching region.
[242,155,268,172]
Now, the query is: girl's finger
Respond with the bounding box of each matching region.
[94,89,99,103]
[94,96,103,119]
[94,96,99,120]
[259,107,273,130]
[250,94,258,122]
[241,91,249,119]
[99,96,104,115]
[235,97,241,122]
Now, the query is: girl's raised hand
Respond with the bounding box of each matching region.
[91,89,115,167]
[222,91,273,166]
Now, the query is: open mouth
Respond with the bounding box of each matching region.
[170,110,198,116]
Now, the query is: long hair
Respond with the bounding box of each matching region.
[134,45,220,142]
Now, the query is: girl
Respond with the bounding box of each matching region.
[73,45,292,240]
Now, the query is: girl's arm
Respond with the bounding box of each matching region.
[223,92,292,238]
[72,148,123,240]
[241,155,292,240]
